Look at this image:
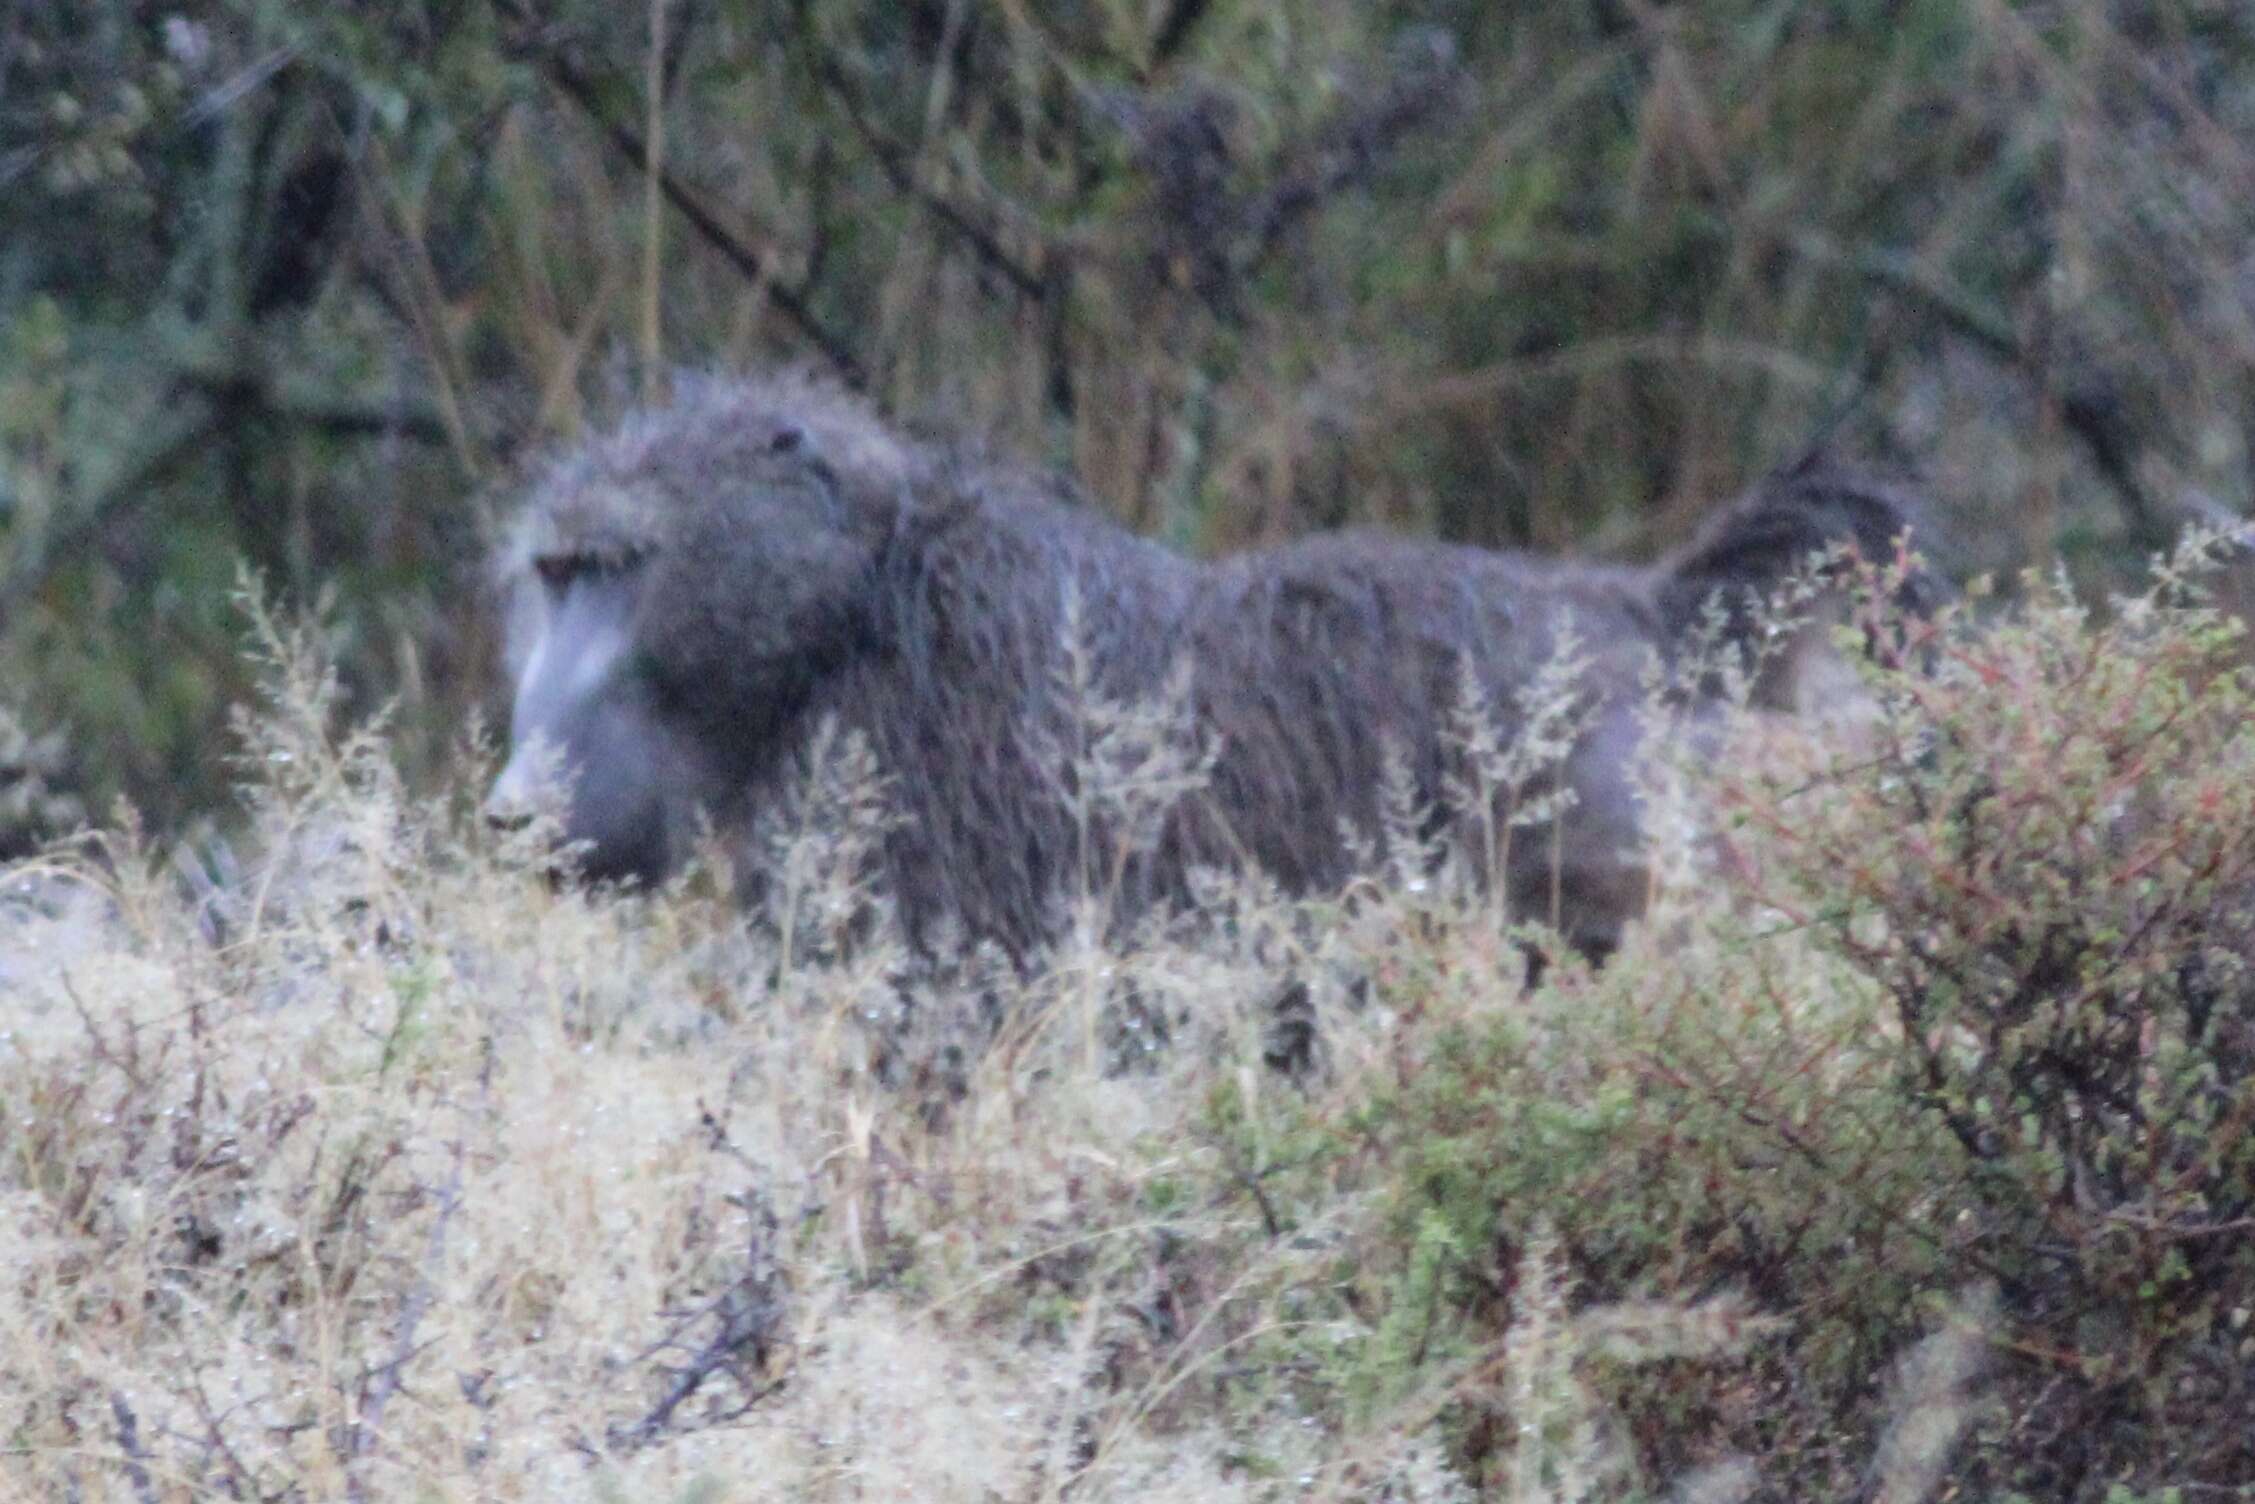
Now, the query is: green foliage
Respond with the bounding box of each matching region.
[1335,896,1939,1490]
[0,701,84,858]
[8,0,2255,829]
[1709,543,2255,1491]
[1169,558,2255,1499]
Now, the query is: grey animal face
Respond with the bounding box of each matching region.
[488,411,895,889]
[487,559,715,886]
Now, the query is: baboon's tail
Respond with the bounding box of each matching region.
[1654,453,1941,646]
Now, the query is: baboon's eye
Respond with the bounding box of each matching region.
[534,553,621,593]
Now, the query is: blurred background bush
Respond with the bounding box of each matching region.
[4,0,2253,836]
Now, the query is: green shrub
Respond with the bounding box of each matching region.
[1343,544,2255,1498]
[1715,547,2255,1493]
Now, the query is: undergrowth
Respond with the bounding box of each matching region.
[4,545,2254,1501]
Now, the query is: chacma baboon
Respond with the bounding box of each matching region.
[489,372,1931,959]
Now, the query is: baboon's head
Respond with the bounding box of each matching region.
[487,374,917,884]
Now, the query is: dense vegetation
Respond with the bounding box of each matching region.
[5,0,2255,832]
[6,553,2255,1500]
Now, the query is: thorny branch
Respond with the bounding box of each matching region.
[344,1134,466,1498]
[608,1189,791,1453]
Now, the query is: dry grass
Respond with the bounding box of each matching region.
[0,589,1491,1501]
[3,569,2173,1502]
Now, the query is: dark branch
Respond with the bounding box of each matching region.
[0,357,452,622]
[608,1191,788,1452]
[109,1391,159,1504]
[1149,0,1214,68]
[1240,33,1465,272]
[809,53,1046,302]
[1844,243,2173,550]
[176,367,450,446]
[540,56,868,388]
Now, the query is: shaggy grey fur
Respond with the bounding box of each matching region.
[490,372,1930,958]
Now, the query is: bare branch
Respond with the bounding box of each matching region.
[0,401,222,623]
[1240,31,1466,272]
[1827,240,2172,549]
[809,53,1046,302]
[609,1190,789,1452]
[540,56,868,388]
[1149,0,1214,68]
[347,1136,465,1497]
[108,1391,159,1504]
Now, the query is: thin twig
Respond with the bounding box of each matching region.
[608,1190,789,1452]
[1817,237,2171,549]
[108,1391,158,1504]
[810,53,1046,301]
[540,56,866,386]
[347,1135,467,1496]
[640,0,668,396]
